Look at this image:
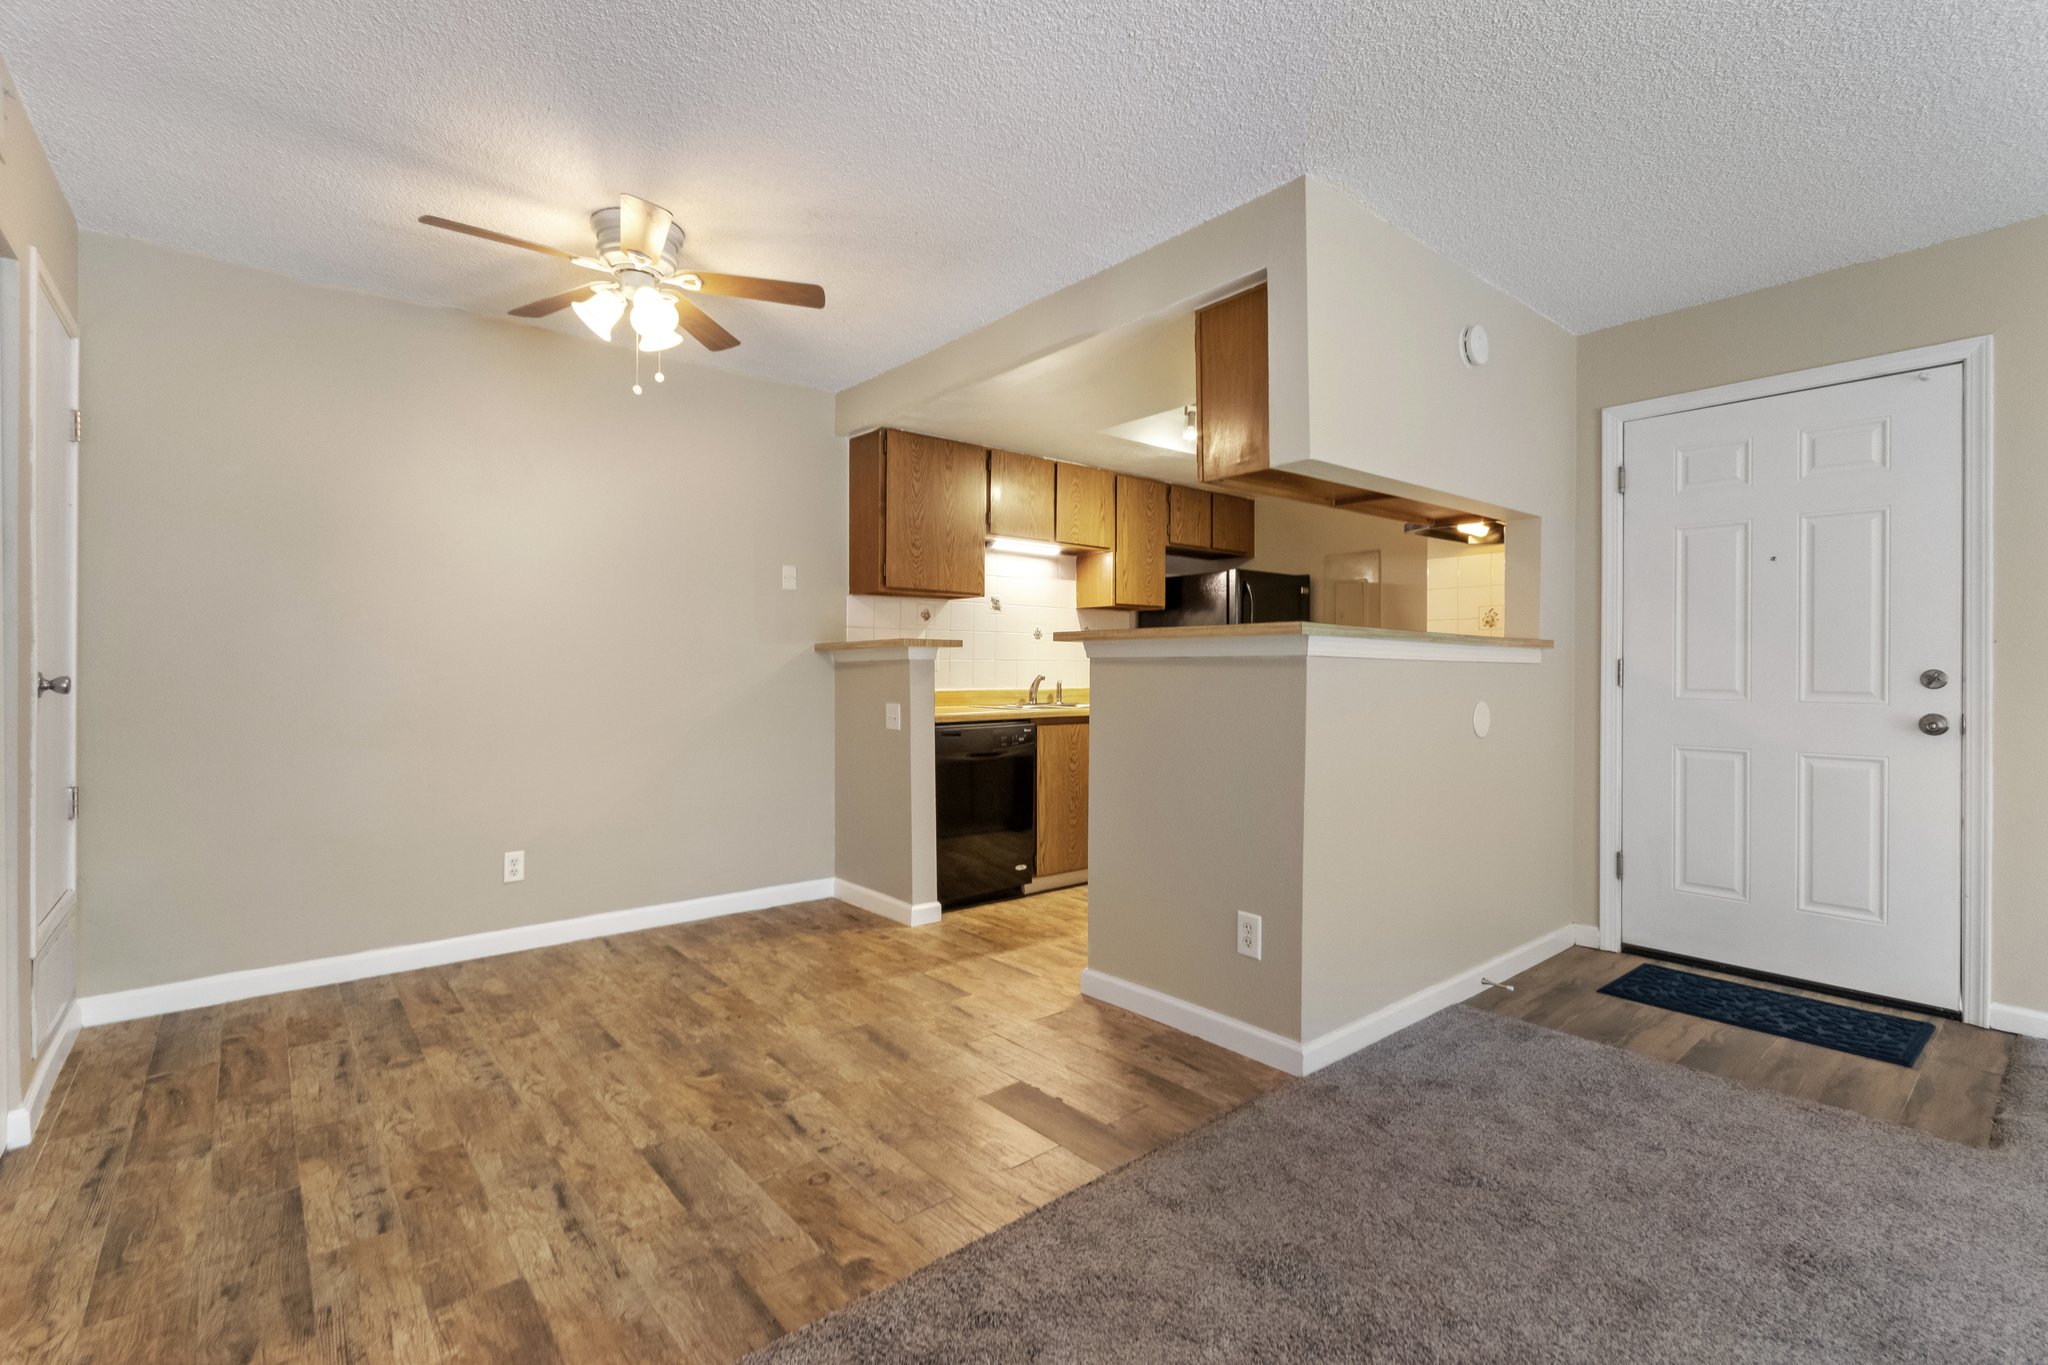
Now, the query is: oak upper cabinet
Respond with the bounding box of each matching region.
[1195,284,1269,484]
[1165,485,1255,557]
[849,429,988,598]
[1076,475,1167,610]
[1053,463,1116,550]
[1166,486,1212,552]
[1209,492,1255,556]
[1035,719,1089,878]
[988,449,1057,543]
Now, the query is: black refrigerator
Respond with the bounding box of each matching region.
[1137,569,1311,628]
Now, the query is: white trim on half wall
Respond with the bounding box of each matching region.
[832,878,943,927]
[1082,923,1581,1078]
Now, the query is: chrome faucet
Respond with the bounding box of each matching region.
[1027,674,1047,703]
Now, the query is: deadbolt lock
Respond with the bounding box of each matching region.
[1920,669,1949,690]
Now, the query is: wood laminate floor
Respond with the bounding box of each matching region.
[0,889,1285,1363]
[1469,946,2011,1147]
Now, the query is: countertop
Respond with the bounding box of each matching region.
[814,637,965,652]
[1052,621,1553,648]
[934,688,1090,723]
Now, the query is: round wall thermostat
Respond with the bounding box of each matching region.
[1473,700,1492,737]
[1461,324,1490,367]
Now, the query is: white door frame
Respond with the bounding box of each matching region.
[1599,336,1994,1024]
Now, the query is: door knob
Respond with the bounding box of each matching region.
[36,673,70,696]
[1920,669,1949,689]
[1918,713,1950,736]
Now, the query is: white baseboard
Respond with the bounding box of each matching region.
[1296,925,1580,1074]
[833,878,942,927]
[5,999,82,1150]
[1079,968,1304,1072]
[1082,924,1581,1078]
[78,878,837,1028]
[1988,1001,2048,1040]
[1570,922,1602,948]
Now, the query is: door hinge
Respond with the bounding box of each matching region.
[67,785,78,820]
[1616,464,1626,494]
[1614,850,1624,880]
[71,409,82,442]
[1616,657,1624,687]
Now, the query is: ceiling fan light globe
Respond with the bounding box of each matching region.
[570,288,626,340]
[637,330,685,353]
[629,286,681,340]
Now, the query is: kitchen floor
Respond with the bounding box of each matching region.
[1470,946,2011,1146]
[0,889,1284,1364]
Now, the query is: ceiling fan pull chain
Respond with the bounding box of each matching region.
[632,343,643,396]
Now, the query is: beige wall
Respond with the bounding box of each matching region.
[1576,214,2048,1013]
[77,234,844,994]
[0,52,79,1103]
[1301,654,1574,1037]
[1086,654,1307,1037]
[831,654,937,908]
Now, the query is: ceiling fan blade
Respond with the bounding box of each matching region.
[673,295,741,351]
[419,215,576,260]
[617,194,675,264]
[679,273,826,309]
[507,285,598,318]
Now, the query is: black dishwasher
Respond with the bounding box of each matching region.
[935,721,1036,907]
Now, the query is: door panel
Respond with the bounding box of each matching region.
[1621,366,1962,1007]
[31,278,79,951]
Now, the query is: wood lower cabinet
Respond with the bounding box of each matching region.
[988,449,1056,542]
[849,429,988,598]
[1076,475,1167,610]
[1035,719,1089,878]
[1054,463,1116,550]
[1209,492,1255,556]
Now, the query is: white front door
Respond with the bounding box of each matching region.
[29,275,78,954]
[1620,365,1963,1009]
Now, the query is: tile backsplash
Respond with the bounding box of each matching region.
[845,551,1134,689]
[1425,542,1506,636]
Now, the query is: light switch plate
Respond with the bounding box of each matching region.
[781,564,797,590]
[884,702,901,731]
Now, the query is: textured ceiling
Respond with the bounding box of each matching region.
[5,1,2045,391]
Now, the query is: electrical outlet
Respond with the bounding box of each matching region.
[504,850,525,883]
[1236,911,1261,960]
[781,564,798,590]
[884,702,901,731]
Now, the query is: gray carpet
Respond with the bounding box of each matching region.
[748,1006,2048,1364]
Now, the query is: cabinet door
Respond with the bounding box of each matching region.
[1195,284,1269,483]
[1035,720,1089,877]
[1210,493,1256,556]
[988,450,1056,542]
[1167,486,1212,550]
[1054,463,1116,550]
[883,430,987,596]
[1114,476,1168,609]
[1076,476,1169,610]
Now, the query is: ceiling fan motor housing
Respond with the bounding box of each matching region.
[591,205,686,275]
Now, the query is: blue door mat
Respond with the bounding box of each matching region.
[1597,963,1935,1067]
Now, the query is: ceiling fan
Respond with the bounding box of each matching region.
[420,194,824,386]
